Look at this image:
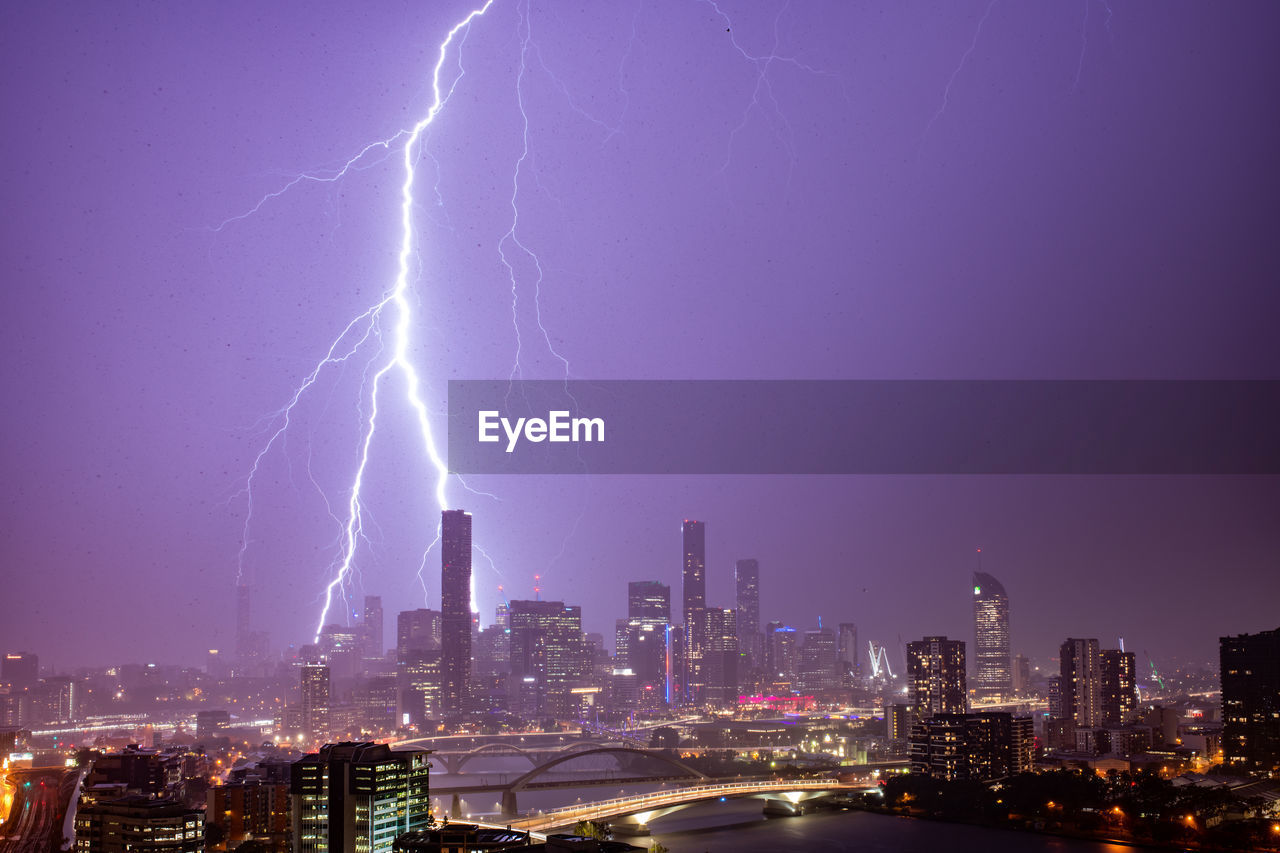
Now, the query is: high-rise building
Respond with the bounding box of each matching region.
[508,600,586,720]
[906,636,967,718]
[1059,638,1101,728]
[440,509,472,717]
[291,742,431,853]
[765,624,799,687]
[734,558,760,632]
[628,581,671,622]
[396,609,442,663]
[837,623,859,686]
[2,652,38,690]
[75,797,203,853]
[702,608,739,707]
[363,596,384,661]
[972,572,1011,702]
[797,627,838,695]
[206,781,291,853]
[317,625,360,681]
[300,664,330,740]
[1099,649,1137,726]
[1221,626,1280,773]
[626,621,670,709]
[1012,653,1032,695]
[681,521,705,704]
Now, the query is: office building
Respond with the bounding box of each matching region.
[2,653,38,690]
[972,572,1011,702]
[300,664,330,739]
[907,636,967,718]
[508,600,586,719]
[291,742,431,853]
[702,608,739,707]
[440,509,472,717]
[735,559,760,665]
[206,781,291,853]
[797,627,838,695]
[1221,626,1280,773]
[628,581,671,622]
[396,610,442,663]
[765,624,798,687]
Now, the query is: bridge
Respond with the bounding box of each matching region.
[506,777,863,834]
[420,739,649,774]
[425,745,711,817]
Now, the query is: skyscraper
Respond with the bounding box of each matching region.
[628,581,671,622]
[300,664,330,739]
[1221,626,1280,773]
[906,636,967,718]
[508,600,586,719]
[291,742,431,853]
[362,595,383,661]
[797,627,838,695]
[1099,649,1137,726]
[734,558,759,635]
[972,572,1011,702]
[681,520,705,704]
[702,608,739,707]
[440,509,472,717]
[396,609,442,663]
[1059,638,1101,728]
[837,623,859,686]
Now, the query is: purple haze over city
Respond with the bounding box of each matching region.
[2,1,1278,670]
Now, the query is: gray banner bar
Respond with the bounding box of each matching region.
[446,380,1280,475]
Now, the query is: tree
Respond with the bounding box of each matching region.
[573,820,611,840]
[648,842,668,853]
[649,726,681,749]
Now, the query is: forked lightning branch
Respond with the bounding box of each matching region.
[477,410,605,452]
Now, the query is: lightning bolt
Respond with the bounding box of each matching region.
[218,2,497,641]
[921,0,1000,144]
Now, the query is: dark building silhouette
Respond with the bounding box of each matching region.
[362,595,383,661]
[1221,626,1280,773]
[1059,638,1101,727]
[2,652,38,690]
[906,636,967,718]
[396,609,442,663]
[972,571,1011,702]
[702,607,739,707]
[75,797,203,853]
[1100,649,1137,726]
[440,509,472,717]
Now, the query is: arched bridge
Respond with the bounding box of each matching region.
[427,745,711,817]
[429,739,647,775]
[507,777,862,833]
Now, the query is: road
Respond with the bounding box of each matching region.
[0,768,80,853]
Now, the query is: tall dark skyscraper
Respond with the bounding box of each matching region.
[396,609,442,663]
[837,623,859,685]
[906,635,967,718]
[1059,637,1101,727]
[440,509,472,717]
[734,559,759,636]
[362,595,383,660]
[1221,626,1280,773]
[681,520,706,622]
[1099,649,1137,725]
[681,520,706,705]
[702,608,739,707]
[972,571,1011,702]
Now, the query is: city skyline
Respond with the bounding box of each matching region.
[3,1,1279,668]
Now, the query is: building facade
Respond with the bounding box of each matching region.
[1221,626,1280,773]
[440,510,472,717]
[972,572,1011,702]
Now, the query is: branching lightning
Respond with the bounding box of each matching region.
[222,2,497,641]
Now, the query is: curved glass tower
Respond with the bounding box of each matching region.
[972,572,1011,702]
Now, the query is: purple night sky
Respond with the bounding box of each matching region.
[2,1,1278,670]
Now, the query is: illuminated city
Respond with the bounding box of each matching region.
[3,2,1279,853]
